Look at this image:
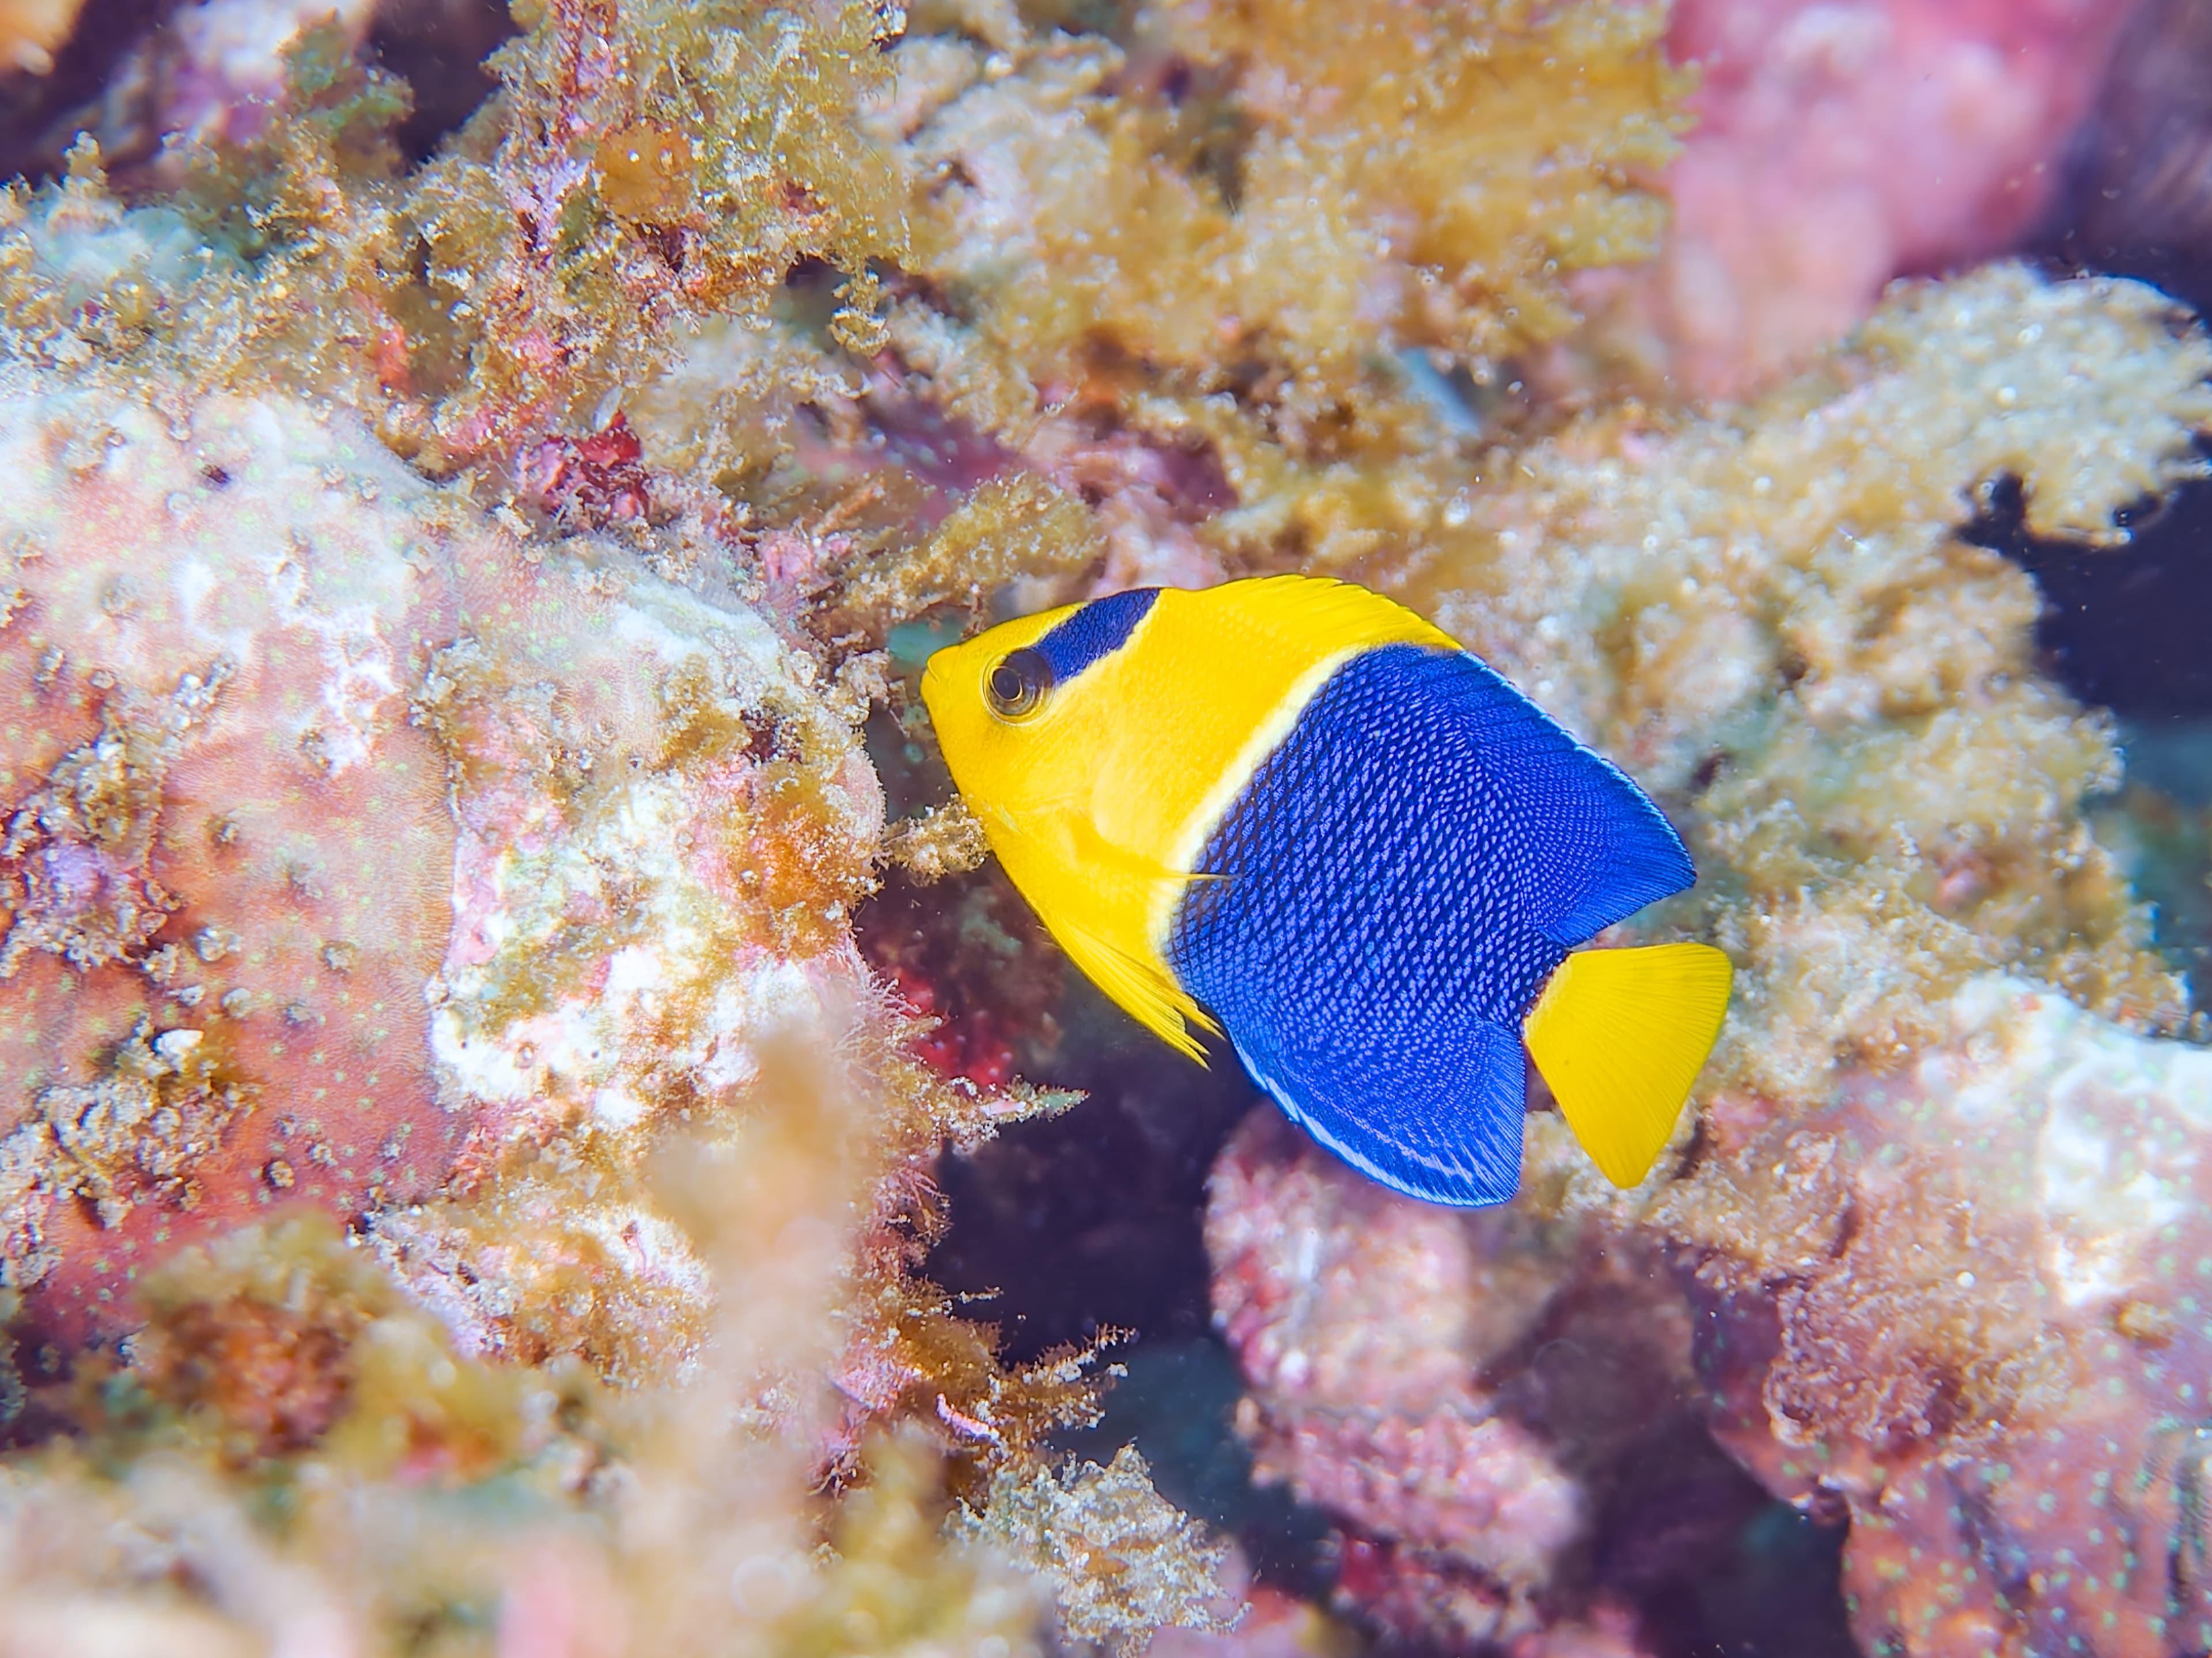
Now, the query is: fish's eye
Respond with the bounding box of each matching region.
[986,648,1052,721]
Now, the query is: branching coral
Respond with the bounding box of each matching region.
[820,471,1104,644]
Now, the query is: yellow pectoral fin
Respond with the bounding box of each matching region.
[1009,810,1219,1064]
[1524,942,1733,1189]
[1051,913,1219,1064]
[1063,811,1190,892]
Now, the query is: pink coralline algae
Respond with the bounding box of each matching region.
[0,371,884,1358]
[1680,977,2212,1658]
[1596,0,2142,396]
[1207,1111,1699,1649]
[0,391,461,1344]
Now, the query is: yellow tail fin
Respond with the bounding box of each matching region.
[1522,943,1733,1189]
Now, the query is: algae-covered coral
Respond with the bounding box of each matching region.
[1192,261,2212,1652]
[0,0,2207,1653]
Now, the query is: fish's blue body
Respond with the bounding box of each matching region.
[1166,644,1694,1204]
[922,575,1733,1208]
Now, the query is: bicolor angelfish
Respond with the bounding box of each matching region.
[920,575,1732,1206]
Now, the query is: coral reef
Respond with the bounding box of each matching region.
[1675,976,2212,1657]
[903,0,1686,420]
[0,359,904,1356]
[0,382,1218,1624]
[957,1443,1232,1653]
[1209,1111,1721,1650]
[0,1032,1133,1657]
[839,0,1694,595]
[1406,265,2210,1100]
[1197,263,2212,1654]
[1206,964,2212,1655]
[0,50,1218,1642]
[1207,1112,1588,1645]
[1,0,2210,1651]
[1584,0,2144,398]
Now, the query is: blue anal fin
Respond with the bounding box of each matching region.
[1438,651,1694,944]
[1232,1019,1526,1207]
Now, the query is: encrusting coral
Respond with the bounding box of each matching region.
[0,341,1214,1632]
[0,0,2209,1652]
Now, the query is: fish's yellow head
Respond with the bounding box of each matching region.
[921,578,1468,1064]
[918,589,1223,1060]
[918,601,1089,830]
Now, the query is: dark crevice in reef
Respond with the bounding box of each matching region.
[2017,54,2212,725]
[0,0,177,182]
[894,871,1862,1650]
[1592,1430,1857,1658]
[368,0,516,165]
[2000,180,2212,1007]
[925,972,1258,1364]
[1965,459,2212,722]
[1056,1337,1339,1602]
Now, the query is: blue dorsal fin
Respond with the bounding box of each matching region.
[1431,651,1694,945]
[1231,1018,1526,1206]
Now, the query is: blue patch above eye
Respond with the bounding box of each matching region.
[1035,587,1160,683]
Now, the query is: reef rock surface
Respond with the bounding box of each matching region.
[0,370,881,1363]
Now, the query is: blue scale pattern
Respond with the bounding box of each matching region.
[1166,644,1694,1206]
[1035,587,1160,685]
